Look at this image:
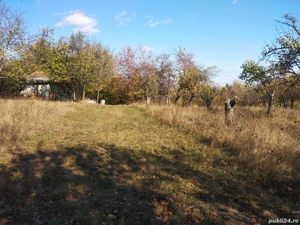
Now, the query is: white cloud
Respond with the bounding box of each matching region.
[162,18,173,24]
[55,10,100,34]
[159,47,168,52]
[115,11,137,26]
[232,0,238,4]
[189,11,206,18]
[143,46,154,51]
[145,19,160,27]
[144,17,173,27]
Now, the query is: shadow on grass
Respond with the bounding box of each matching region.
[0,145,166,225]
[0,142,299,225]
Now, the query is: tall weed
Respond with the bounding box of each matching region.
[0,100,74,161]
[142,104,300,182]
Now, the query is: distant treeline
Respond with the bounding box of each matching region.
[0,0,299,110]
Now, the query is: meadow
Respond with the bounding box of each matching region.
[0,99,299,225]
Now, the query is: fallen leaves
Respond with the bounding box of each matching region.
[210,210,218,217]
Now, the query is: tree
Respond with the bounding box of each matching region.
[90,42,114,103]
[199,84,218,109]
[178,65,205,105]
[240,14,300,113]
[0,0,27,73]
[261,14,300,85]
[174,47,216,105]
[115,45,158,104]
[174,47,193,102]
[240,60,281,113]
[156,53,175,105]
[45,34,114,102]
[0,58,26,96]
[115,46,139,103]
[277,78,300,108]
[47,37,70,83]
[0,0,27,95]
[240,85,261,106]
[46,32,103,101]
[68,31,94,100]
[19,27,55,77]
[135,45,158,104]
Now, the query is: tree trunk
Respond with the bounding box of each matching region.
[291,99,295,108]
[82,85,86,101]
[72,84,77,102]
[175,94,181,105]
[279,97,287,107]
[188,95,195,104]
[206,101,211,109]
[97,86,100,104]
[267,92,274,114]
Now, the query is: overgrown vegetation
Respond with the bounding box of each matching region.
[0,100,299,224]
[0,99,72,161]
[141,104,300,182]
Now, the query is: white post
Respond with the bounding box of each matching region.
[146,96,150,106]
[166,96,170,105]
[225,98,233,125]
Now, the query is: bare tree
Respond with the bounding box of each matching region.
[156,53,175,105]
[0,0,27,74]
[261,14,300,85]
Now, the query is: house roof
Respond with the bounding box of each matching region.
[27,72,50,84]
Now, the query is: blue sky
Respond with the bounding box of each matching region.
[5,0,300,86]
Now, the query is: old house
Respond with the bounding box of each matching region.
[20,72,74,100]
[20,72,51,98]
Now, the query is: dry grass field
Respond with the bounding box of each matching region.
[0,99,299,225]
[141,104,300,182]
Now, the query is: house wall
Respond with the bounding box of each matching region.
[20,84,51,97]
